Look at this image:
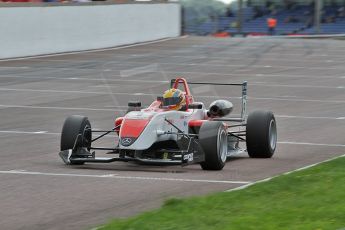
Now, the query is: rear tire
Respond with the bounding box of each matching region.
[246,111,277,158]
[199,121,228,170]
[60,115,92,151]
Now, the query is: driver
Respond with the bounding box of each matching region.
[162,88,186,110]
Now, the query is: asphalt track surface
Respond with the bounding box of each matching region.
[0,36,344,230]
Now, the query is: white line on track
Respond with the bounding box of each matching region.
[0,75,172,83]
[275,115,345,120]
[0,170,251,184]
[0,71,343,81]
[251,97,345,103]
[1,88,345,104]
[250,83,344,89]
[0,130,117,140]
[31,59,345,71]
[0,130,51,134]
[165,71,345,80]
[90,60,345,71]
[88,81,345,90]
[226,154,345,192]
[0,66,30,69]
[277,141,345,147]
[0,87,112,95]
[2,59,345,74]
[0,104,125,112]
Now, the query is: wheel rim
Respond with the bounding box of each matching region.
[83,125,92,148]
[268,119,277,151]
[217,128,228,163]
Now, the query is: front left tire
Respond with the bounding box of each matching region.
[199,121,228,170]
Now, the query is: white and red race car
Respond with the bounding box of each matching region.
[59,78,277,170]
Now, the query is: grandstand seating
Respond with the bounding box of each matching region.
[183,4,345,36]
[302,18,345,34]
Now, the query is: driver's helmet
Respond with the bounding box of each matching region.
[162,88,186,110]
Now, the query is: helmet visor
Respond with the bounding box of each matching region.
[163,97,181,107]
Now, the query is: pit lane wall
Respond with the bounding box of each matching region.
[0,2,180,59]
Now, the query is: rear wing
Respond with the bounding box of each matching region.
[170,79,247,122]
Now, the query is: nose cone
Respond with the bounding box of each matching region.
[119,119,150,146]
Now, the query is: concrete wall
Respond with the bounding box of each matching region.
[0,3,181,59]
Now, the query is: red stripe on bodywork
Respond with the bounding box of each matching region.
[119,119,150,138]
[188,120,204,127]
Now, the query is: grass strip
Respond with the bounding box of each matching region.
[98,155,345,230]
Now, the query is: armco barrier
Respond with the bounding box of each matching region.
[0,2,180,59]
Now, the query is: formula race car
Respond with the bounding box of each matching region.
[59,78,277,170]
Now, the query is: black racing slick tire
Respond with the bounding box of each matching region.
[60,115,92,151]
[246,110,277,158]
[199,121,228,170]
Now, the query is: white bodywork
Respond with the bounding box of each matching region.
[119,105,205,150]
[118,103,244,157]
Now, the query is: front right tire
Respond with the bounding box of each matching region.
[246,110,277,158]
[60,115,92,151]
